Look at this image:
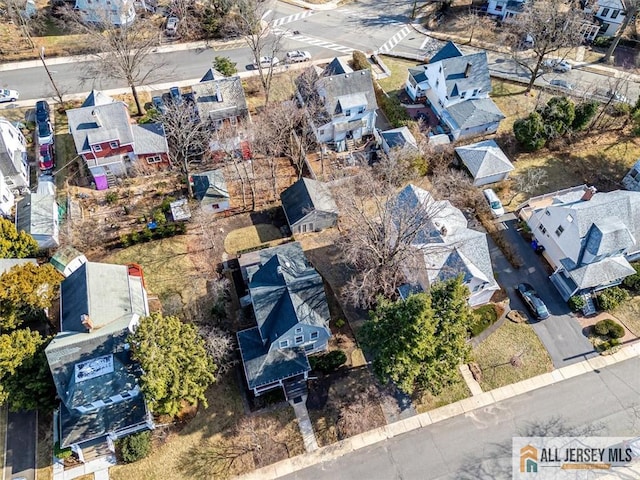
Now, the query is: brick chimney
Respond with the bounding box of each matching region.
[81,314,94,333]
[581,186,597,201]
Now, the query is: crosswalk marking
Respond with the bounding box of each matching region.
[261,9,272,20]
[375,25,411,54]
[271,10,316,27]
[272,28,353,53]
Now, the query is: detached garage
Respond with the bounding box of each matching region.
[455,139,515,186]
[281,178,338,235]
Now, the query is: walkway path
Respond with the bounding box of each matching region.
[458,364,483,396]
[292,403,318,453]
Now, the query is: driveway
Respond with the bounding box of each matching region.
[489,215,597,368]
[5,410,37,480]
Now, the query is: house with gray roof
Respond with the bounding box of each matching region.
[16,193,59,249]
[45,261,153,450]
[379,126,418,154]
[524,185,640,303]
[237,242,331,399]
[405,42,505,141]
[191,169,230,214]
[392,184,499,306]
[297,58,378,152]
[622,159,640,192]
[191,76,249,126]
[455,139,515,186]
[0,258,37,274]
[280,178,338,234]
[67,93,169,190]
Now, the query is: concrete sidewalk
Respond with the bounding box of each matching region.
[238,341,640,479]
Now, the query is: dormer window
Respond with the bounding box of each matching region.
[460,92,466,99]
[93,144,102,152]
[358,106,365,114]
[345,110,351,117]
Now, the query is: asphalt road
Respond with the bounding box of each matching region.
[5,410,37,480]
[284,357,640,480]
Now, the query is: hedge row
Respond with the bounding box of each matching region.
[120,222,187,247]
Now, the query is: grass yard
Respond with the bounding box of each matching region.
[472,321,553,391]
[490,80,540,134]
[223,224,284,254]
[377,55,422,94]
[413,373,471,414]
[612,294,640,337]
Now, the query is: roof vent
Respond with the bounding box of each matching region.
[92,109,102,127]
[276,266,283,275]
[440,226,448,236]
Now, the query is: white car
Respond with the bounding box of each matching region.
[0,89,19,103]
[255,56,280,68]
[483,188,504,217]
[550,79,574,91]
[543,58,571,73]
[165,16,179,35]
[285,50,311,63]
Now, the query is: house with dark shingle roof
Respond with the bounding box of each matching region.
[392,184,499,306]
[280,178,338,234]
[455,139,515,186]
[66,92,169,190]
[379,126,418,154]
[297,58,378,152]
[45,262,153,451]
[524,186,640,301]
[237,242,331,399]
[405,42,505,141]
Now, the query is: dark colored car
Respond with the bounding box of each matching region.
[35,100,50,123]
[169,86,183,105]
[152,96,167,114]
[517,283,550,320]
[39,143,54,171]
[37,120,54,145]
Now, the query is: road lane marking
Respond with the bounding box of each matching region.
[375,25,411,54]
[271,28,354,54]
[272,10,316,27]
[261,9,272,20]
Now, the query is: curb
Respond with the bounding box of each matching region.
[236,342,640,480]
[277,0,340,10]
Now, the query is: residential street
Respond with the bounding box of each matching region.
[282,356,640,479]
[5,410,37,480]
[491,215,598,368]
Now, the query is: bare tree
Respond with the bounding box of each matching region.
[457,8,495,44]
[602,0,640,63]
[506,168,548,205]
[507,0,590,92]
[1,0,41,48]
[197,325,235,374]
[215,122,257,211]
[65,8,164,115]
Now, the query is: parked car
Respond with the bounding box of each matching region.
[0,89,19,103]
[254,56,280,68]
[550,79,574,91]
[37,120,54,145]
[543,58,571,73]
[39,143,54,171]
[169,86,183,105]
[165,16,179,35]
[285,50,311,63]
[35,100,50,123]
[483,188,504,217]
[152,96,167,114]
[517,283,550,320]
[607,90,629,103]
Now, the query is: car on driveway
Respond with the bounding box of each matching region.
[543,58,571,73]
[39,143,54,171]
[37,120,54,145]
[35,100,50,123]
[165,16,179,35]
[285,50,311,63]
[152,95,167,114]
[550,79,574,91]
[0,89,19,103]
[169,86,183,105]
[254,56,280,68]
[517,282,550,319]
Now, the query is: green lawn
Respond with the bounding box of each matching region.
[223,224,284,254]
[472,321,553,391]
[414,373,471,414]
[377,55,422,94]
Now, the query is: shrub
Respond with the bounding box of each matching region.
[152,209,167,225]
[572,101,598,130]
[539,96,575,138]
[310,350,347,373]
[105,191,118,204]
[140,228,153,242]
[622,263,640,293]
[352,50,371,71]
[375,87,410,128]
[120,234,131,248]
[610,102,631,117]
[594,318,625,339]
[213,56,238,76]
[118,431,152,464]
[597,286,629,311]
[593,36,613,48]
[160,196,176,213]
[568,295,585,312]
[334,318,346,329]
[513,112,546,151]
[469,304,498,337]
[54,441,73,460]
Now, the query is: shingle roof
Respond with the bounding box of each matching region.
[200,68,223,82]
[439,52,491,99]
[584,219,636,257]
[66,102,133,154]
[380,126,418,150]
[131,123,168,155]
[444,98,505,131]
[191,169,229,207]
[408,66,428,84]
[191,77,248,122]
[455,139,514,179]
[322,57,353,77]
[561,256,636,289]
[81,90,116,108]
[280,178,338,226]
[16,193,57,238]
[429,41,464,63]
[315,69,378,119]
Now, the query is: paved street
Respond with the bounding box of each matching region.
[283,357,640,479]
[5,410,37,480]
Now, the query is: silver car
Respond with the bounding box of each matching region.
[550,79,574,91]
[0,89,19,103]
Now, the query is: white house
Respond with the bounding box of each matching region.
[523,185,640,302]
[74,0,135,26]
[0,170,15,217]
[0,118,29,191]
[405,42,505,141]
[392,184,500,306]
[587,0,626,37]
[298,58,378,152]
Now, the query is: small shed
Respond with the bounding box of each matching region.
[170,198,191,221]
[454,139,515,186]
[280,178,338,235]
[50,246,88,277]
[191,170,230,214]
[16,193,60,249]
[622,159,640,191]
[379,127,418,155]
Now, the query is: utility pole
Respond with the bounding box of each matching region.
[39,47,64,106]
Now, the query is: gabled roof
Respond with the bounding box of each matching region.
[322,57,353,77]
[561,256,636,290]
[200,68,223,82]
[444,98,505,131]
[315,69,378,119]
[131,123,168,155]
[429,41,464,63]
[81,90,116,108]
[455,139,514,179]
[280,178,338,226]
[66,102,134,154]
[192,169,229,207]
[584,219,636,257]
[380,126,418,150]
[16,193,57,238]
[191,77,248,122]
[408,66,429,84]
[439,51,491,99]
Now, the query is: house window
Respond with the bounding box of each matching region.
[630,168,639,180]
[146,156,162,164]
[539,225,547,234]
[436,79,440,87]
[602,7,610,16]
[555,225,564,237]
[566,214,574,223]
[439,66,442,73]
[109,141,119,148]
[358,106,365,114]
[93,144,102,152]
[460,92,466,99]
[304,343,315,352]
[495,4,503,10]
[319,129,325,135]
[611,9,619,18]
[473,89,479,96]
[345,110,351,117]
[295,335,303,344]
[310,331,319,340]
[545,210,551,216]
[295,327,302,334]
[279,340,289,348]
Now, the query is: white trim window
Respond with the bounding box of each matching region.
[109,141,119,148]
[93,144,102,152]
[146,156,162,164]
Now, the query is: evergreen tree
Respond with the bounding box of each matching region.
[0,329,43,404]
[0,218,39,259]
